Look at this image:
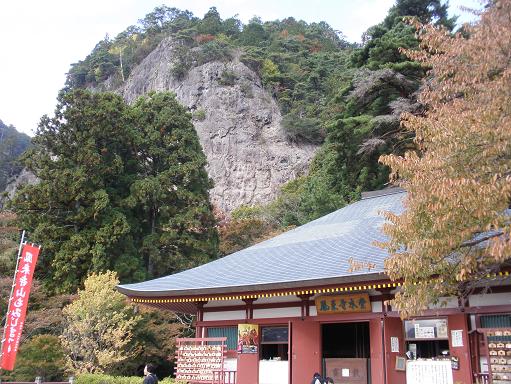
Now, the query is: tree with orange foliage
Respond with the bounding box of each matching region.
[379,1,511,317]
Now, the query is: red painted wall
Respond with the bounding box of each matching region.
[448,313,472,384]
[383,317,406,384]
[236,353,259,384]
[291,320,321,383]
[369,319,385,384]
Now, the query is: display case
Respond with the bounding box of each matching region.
[483,329,511,384]
[404,319,449,340]
[404,318,450,359]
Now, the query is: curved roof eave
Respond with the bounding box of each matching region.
[117,271,388,298]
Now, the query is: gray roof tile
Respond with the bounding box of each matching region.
[117,190,405,297]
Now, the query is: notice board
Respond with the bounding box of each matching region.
[175,337,226,383]
[406,360,453,384]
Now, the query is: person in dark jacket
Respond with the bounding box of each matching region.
[324,377,334,384]
[143,363,158,384]
[311,372,323,384]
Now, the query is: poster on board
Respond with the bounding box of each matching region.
[451,330,463,347]
[238,324,259,353]
[391,337,400,353]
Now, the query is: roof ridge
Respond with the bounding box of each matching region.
[361,187,405,200]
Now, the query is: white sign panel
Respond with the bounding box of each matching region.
[259,360,288,384]
[414,324,435,339]
[406,360,453,384]
[391,337,399,353]
[451,330,464,347]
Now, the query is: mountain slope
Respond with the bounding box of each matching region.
[117,38,317,212]
[67,8,352,212]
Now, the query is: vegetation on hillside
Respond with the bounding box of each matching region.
[3,335,67,381]
[66,6,354,145]
[0,211,19,276]
[221,0,457,243]
[66,3,459,245]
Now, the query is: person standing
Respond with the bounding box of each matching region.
[143,363,158,384]
[311,372,323,384]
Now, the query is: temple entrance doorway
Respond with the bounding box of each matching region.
[322,322,371,384]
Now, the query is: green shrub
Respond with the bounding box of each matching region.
[281,113,325,144]
[196,41,232,65]
[240,81,253,98]
[219,70,237,86]
[3,335,66,382]
[192,109,206,121]
[171,46,193,80]
[76,373,175,384]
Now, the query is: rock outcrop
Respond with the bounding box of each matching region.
[1,169,38,208]
[117,38,318,212]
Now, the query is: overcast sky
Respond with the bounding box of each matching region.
[0,0,481,136]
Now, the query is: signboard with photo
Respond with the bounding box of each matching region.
[451,330,463,347]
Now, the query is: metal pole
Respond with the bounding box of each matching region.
[0,230,26,361]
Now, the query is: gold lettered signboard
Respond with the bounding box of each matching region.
[315,293,371,314]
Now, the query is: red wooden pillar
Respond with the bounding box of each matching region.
[448,313,472,384]
[291,319,321,383]
[383,316,406,384]
[236,306,258,384]
[195,301,205,338]
[298,294,312,317]
[243,298,256,319]
[236,353,259,384]
[369,318,385,384]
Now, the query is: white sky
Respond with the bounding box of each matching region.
[0,0,481,136]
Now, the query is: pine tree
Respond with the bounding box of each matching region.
[128,92,218,277]
[10,90,141,292]
[9,90,218,292]
[279,0,449,224]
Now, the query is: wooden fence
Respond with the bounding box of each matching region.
[212,370,236,384]
[473,373,490,384]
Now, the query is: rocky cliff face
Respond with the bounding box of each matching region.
[1,169,38,208]
[115,38,318,212]
[0,120,31,192]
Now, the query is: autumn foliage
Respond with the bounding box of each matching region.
[379,1,511,317]
[60,271,141,373]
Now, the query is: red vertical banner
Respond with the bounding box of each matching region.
[0,243,40,371]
